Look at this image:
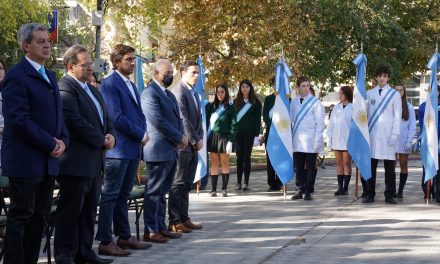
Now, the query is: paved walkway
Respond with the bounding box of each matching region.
[40,159,440,264]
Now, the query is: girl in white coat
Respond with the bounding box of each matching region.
[327,86,353,195]
[394,84,416,198]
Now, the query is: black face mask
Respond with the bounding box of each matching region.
[163,74,173,88]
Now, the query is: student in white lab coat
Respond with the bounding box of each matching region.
[327,86,353,195]
[364,66,402,204]
[290,76,325,201]
[393,84,416,198]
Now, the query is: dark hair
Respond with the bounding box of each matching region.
[340,86,353,103]
[110,44,135,69]
[0,59,7,72]
[309,85,315,96]
[234,79,260,109]
[296,76,310,87]
[269,77,275,86]
[375,65,391,77]
[395,83,409,121]
[213,84,230,108]
[63,45,88,68]
[180,61,198,75]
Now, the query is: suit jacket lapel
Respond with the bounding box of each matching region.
[22,57,53,89]
[65,75,104,128]
[113,73,139,107]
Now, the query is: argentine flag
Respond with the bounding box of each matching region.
[347,53,371,180]
[134,56,145,94]
[267,60,294,185]
[193,56,208,183]
[421,52,439,183]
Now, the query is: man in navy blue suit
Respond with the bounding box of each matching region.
[96,44,151,256]
[141,59,188,243]
[1,23,68,264]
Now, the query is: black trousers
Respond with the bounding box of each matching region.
[294,152,317,194]
[236,132,254,184]
[266,152,282,189]
[421,155,440,198]
[168,149,198,225]
[54,175,100,263]
[367,159,396,198]
[3,176,55,264]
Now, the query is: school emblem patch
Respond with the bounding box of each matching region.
[370,99,376,106]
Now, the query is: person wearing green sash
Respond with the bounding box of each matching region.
[262,77,283,191]
[206,84,237,197]
[234,79,262,191]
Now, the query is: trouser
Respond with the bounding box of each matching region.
[294,152,317,194]
[54,175,100,263]
[3,176,54,264]
[366,159,396,198]
[236,133,254,185]
[266,152,283,189]
[168,149,198,225]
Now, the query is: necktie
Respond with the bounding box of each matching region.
[38,67,50,83]
[379,88,382,96]
[300,98,304,104]
[190,89,199,108]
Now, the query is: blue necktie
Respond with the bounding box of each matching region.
[38,67,50,83]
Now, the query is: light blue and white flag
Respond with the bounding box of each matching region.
[347,53,371,180]
[267,60,293,185]
[134,56,145,94]
[193,56,208,183]
[422,52,439,183]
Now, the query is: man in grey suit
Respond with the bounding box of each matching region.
[141,59,188,243]
[168,61,204,233]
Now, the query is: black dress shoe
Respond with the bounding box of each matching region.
[385,197,397,204]
[303,193,312,200]
[361,192,367,198]
[291,190,304,200]
[77,256,114,264]
[362,196,374,203]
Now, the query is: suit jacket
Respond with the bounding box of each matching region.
[171,81,203,152]
[100,72,146,159]
[1,57,69,178]
[58,74,115,178]
[141,81,184,162]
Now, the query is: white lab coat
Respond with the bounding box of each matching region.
[290,94,325,153]
[396,102,416,154]
[366,85,402,160]
[326,102,353,151]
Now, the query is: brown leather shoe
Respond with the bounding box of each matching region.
[160,229,182,239]
[183,220,203,230]
[144,232,169,243]
[116,236,152,250]
[169,223,192,233]
[98,242,130,257]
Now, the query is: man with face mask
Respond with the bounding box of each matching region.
[141,59,188,243]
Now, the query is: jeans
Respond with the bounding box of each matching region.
[95,158,139,243]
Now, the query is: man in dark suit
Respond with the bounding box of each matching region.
[1,23,68,264]
[141,59,188,243]
[96,44,151,255]
[168,61,204,233]
[54,45,115,264]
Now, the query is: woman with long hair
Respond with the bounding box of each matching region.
[326,86,353,195]
[394,84,416,198]
[206,84,236,197]
[233,79,262,190]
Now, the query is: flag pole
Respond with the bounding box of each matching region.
[355,167,359,198]
[283,184,287,200]
[427,180,431,204]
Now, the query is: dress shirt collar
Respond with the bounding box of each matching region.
[115,70,131,83]
[25,56,44,72]
[375,84,391,90]
[67,73,87,89]
[153,78,167,94]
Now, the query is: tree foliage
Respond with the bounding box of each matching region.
[106,0,440,95]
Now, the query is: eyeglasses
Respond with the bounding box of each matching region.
[76,63,94,69]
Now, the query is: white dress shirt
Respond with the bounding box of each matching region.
[116,70,138,104]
